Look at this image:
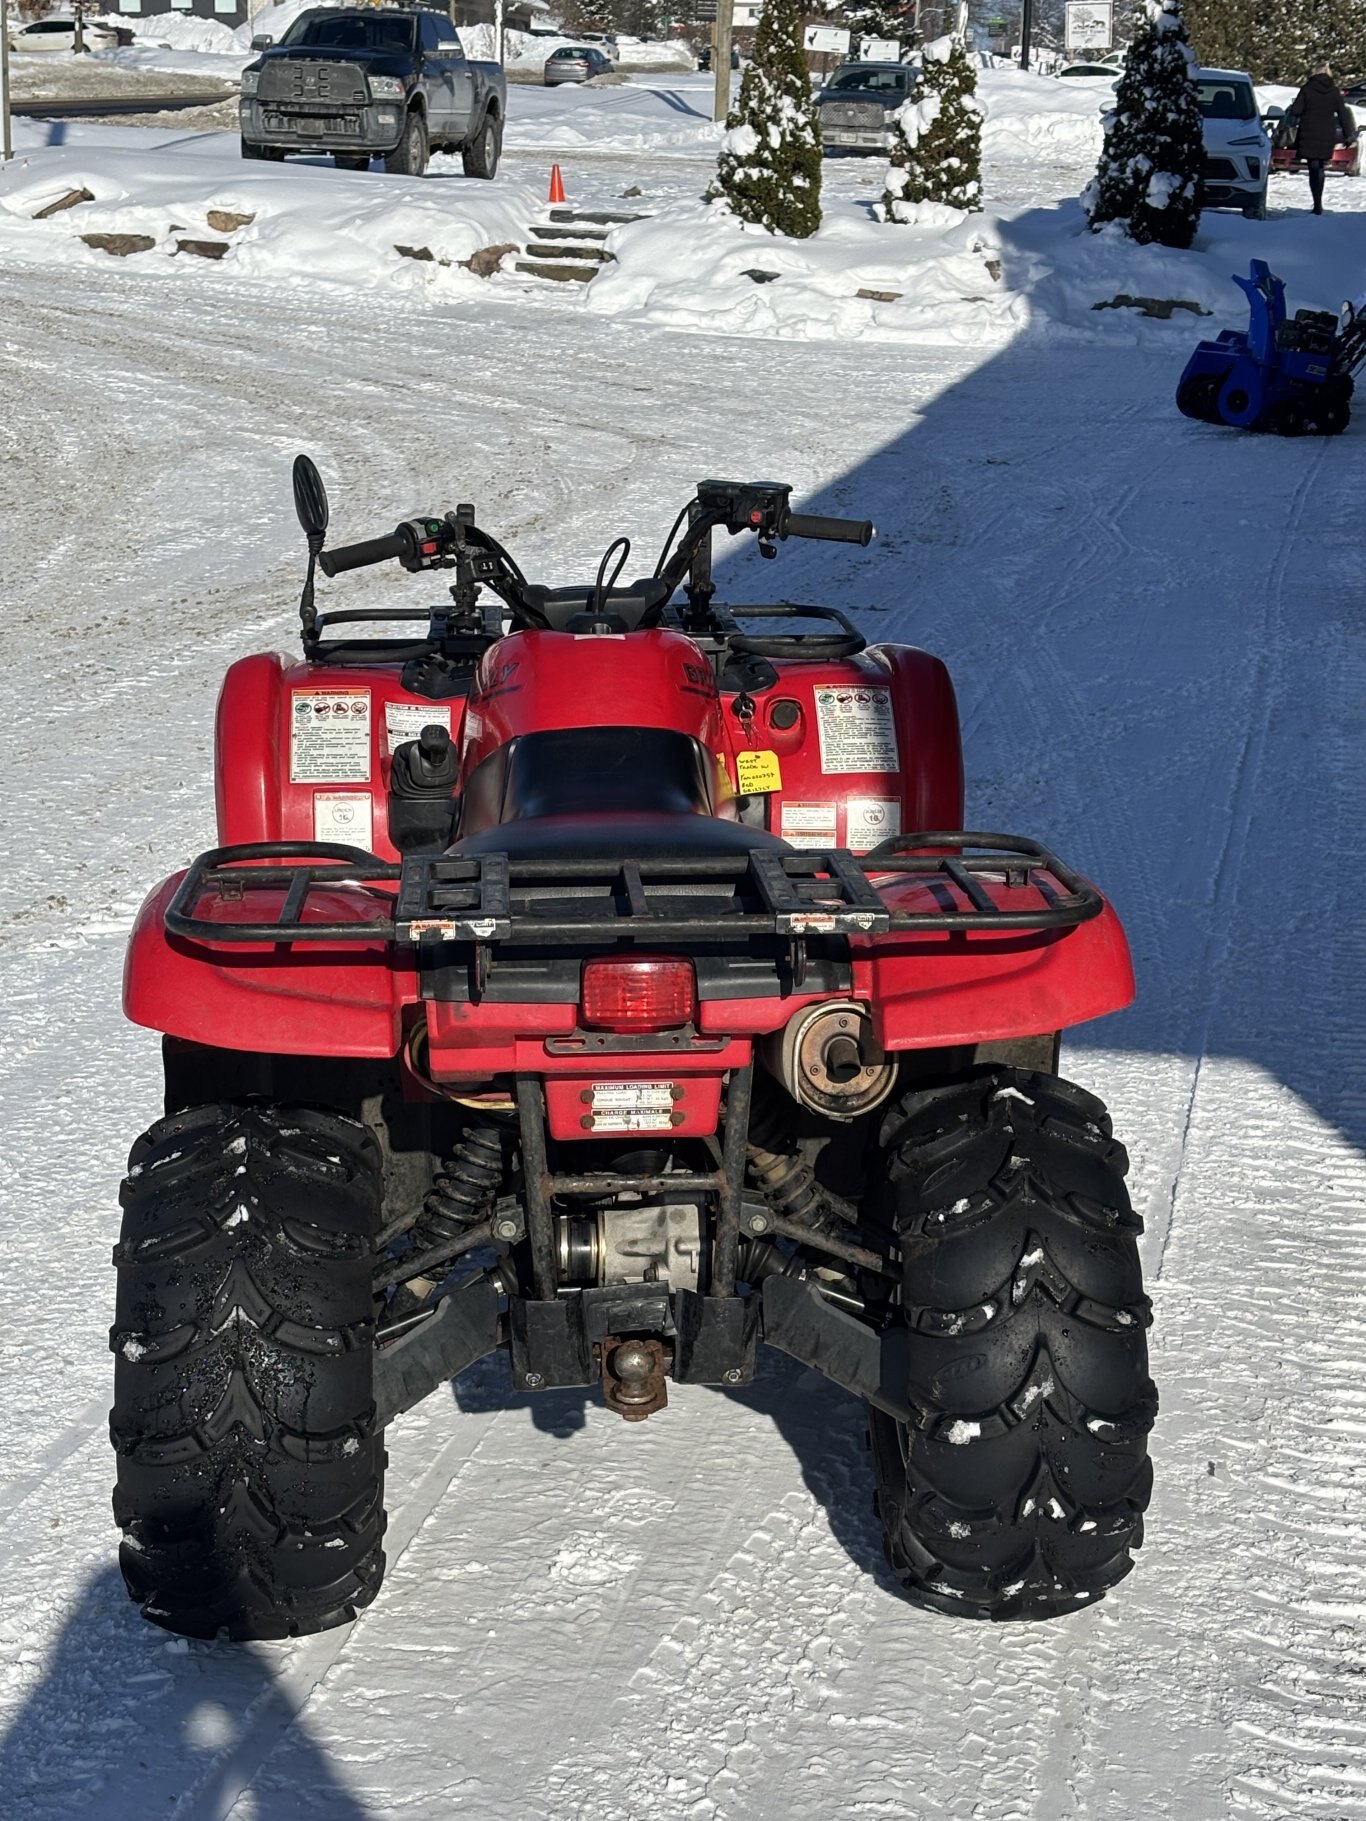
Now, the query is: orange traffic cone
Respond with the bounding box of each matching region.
[548,164,566,205]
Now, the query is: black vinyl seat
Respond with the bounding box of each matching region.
[452,810,788,862]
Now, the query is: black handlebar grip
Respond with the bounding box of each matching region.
[783,512,875,547]
[318,528,412,576]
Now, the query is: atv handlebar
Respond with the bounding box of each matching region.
[318,529,414,576]
[784,512,874,547]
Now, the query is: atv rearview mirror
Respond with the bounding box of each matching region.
[293,454,330,543]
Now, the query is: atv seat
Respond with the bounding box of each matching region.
[451,809,788,862]
[453,725,790,861]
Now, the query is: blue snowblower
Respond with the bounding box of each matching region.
[1176,260,1366,436]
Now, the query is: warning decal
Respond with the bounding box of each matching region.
[384,701,452,756]
[845,797,901,853]
[813,686,900,775]
[587,1082,677,1134]
[290,689,371,784]
[781,802,838,852]
[312,791,374,851]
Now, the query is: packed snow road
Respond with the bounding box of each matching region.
[3,96,1366,1821]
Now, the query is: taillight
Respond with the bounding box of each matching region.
[581,956,696,1031]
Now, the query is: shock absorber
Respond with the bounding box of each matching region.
[410,1122,505,1256]
[745,1093,836,1234]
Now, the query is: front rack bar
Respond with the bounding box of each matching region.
[164,832,1103,948]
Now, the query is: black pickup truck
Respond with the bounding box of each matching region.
[239,6,506,178]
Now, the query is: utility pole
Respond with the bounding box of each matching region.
[494,0,503,64]
[1019,0,1033,70]
[1,0,12,164]
[713,0,733,125]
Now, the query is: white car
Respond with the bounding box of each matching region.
[7,15,118,52]
[1194,67,1271,218]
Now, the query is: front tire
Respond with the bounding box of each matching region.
[462,111,501,179]
[384,110,428,177]
[1242,185,1269,220]
[110,1104,386,1640]
[868,1069,1156,1622]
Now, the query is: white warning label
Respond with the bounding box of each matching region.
[312,791,373,851]
[384,701,452,756]
[587,1082,677,1133]
[781,802,838,852]
[813,686,900,775]
[290,689,371,783]
[845,797,901,854]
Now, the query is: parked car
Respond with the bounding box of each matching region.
[1265,101,1361,179]
[543,44,614,85]
[816,60,916,154]
[696,44,740,72]
[238,6,506,178]
[1194,68,1271,217]
[7,15,117,52]
[1057,62,1119,79]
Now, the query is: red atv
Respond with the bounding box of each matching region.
[112,463,1155,1641]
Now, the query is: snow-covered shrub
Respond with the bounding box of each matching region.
[880,38,983,219]
[707,0,822,239]
[1084,0,1203,248]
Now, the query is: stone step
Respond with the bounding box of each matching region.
[528,222,612,243]
[513,259,599,284]
[525,240,612,265]
[548,207,649,226]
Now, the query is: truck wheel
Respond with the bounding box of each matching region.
[240,140,285,162]
[868,1069,1156,1622]
[110,1103,386,1640]
[462,112,501,180]
[384,110,428,177]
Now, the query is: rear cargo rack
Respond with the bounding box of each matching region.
[164,833,1102,948]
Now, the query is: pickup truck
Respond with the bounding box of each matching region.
[816,60,915,154]
[239,6,506,178]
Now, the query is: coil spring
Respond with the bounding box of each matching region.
[745,1094,832,1232]
[410,1122,505,1254]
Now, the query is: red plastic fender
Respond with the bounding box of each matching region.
[123,875,413,1058]
[852,897,1135,1051]
[215,652,472,863]
[714,645,964,852]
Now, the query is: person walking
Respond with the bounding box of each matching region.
[1288,64,1357,214]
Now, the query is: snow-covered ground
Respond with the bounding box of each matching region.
[3,62,1366,1821]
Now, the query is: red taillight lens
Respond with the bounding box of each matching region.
[581,956,697,1032]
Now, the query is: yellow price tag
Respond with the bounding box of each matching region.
[736,749,783,795]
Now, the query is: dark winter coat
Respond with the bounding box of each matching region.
[1289,74,1355,161]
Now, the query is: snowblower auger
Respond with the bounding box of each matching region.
[113,461,1153,1640]
[1176,258,1366,435]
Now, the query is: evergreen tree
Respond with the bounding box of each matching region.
[1187,0,1366,82]
[840,0,914,52]
[708,0,823,238]
[1084,0,1203,248]
[880,39,984,218]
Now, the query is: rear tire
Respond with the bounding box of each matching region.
[868,1069,1156,1622]
[461,111,501,179]
[384,110,428,177]
[111,1103,385,1640]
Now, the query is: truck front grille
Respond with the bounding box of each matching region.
[258,59,368,107]
[820,102,884,131]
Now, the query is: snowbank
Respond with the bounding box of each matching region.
[0,135,532,300]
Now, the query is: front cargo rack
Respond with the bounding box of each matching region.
[164,833,1103,948]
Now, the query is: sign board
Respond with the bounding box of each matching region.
[859,36,901,61]
[804,24,851,54]
[1064,1,1112,49]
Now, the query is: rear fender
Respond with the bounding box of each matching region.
[853,897,1134,1050]
[124,876,412,1058]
